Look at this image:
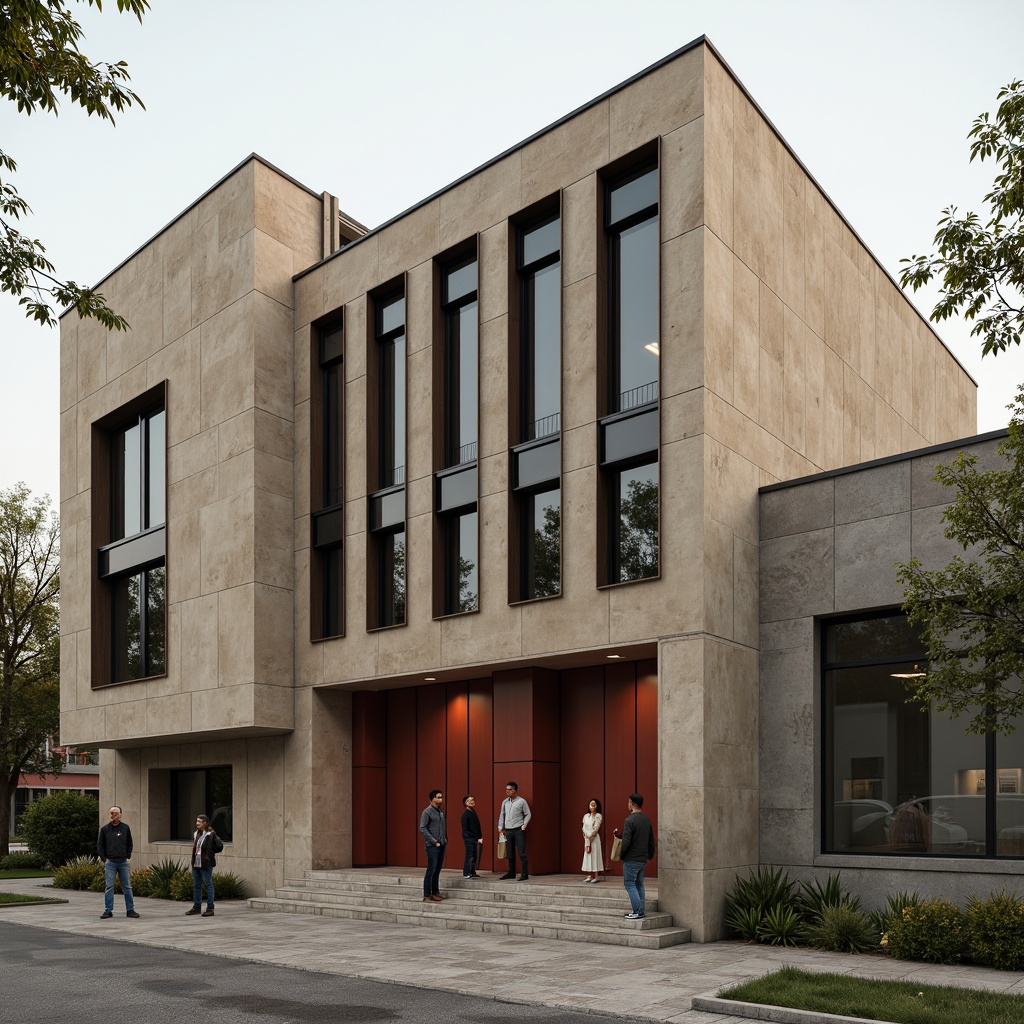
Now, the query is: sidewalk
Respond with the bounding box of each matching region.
[3,871,1024,1024]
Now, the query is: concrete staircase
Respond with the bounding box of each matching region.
[249,869,690,949]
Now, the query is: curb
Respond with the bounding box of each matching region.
[691,996,884,1024]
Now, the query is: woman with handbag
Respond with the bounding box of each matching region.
[581,798,604,882]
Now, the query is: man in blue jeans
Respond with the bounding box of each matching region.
[97,805,139,919]
[419,789,447,902]
[618,793,655,920]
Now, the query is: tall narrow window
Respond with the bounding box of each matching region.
[311,318,344,639]
[599,160,660,585]
[369,290,406,628]
[511,211,561,601]
[607,164,659,413]
[97,399,167,683]
[436,251,479,615]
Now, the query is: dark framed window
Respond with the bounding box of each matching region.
[521,487,560,600]
[94,392,167,685]
[368,288,407,629]
[606,163,659,414]
[311,317,345,639]
[442,255,478,468]
[170,766,232,842]
[610,460,658,583]
[434,250,480,616]
[823,612,1024,858]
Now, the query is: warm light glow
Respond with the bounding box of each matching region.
[891,663,926,679]
[644,342,660,356]
[424,676,436,681]
[606,654,622,659]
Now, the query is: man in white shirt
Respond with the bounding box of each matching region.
[497,781,531,880]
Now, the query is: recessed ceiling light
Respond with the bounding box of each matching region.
[606,654,622,659]
[424,676,436,681]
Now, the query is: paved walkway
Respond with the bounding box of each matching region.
[4,871,1024,1023]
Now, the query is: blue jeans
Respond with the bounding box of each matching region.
[622,860,646,915]
[192,865,214,909]
[423,842,445,897]
[104,859,134,913]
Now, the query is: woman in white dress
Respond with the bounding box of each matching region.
[581,798,604,882]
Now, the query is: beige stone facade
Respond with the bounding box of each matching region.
[60,39,976,938]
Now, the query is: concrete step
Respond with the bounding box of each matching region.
[248,869,689,950]
[249,895,690,949]
[285,874,658,911]
[267,884,674,929]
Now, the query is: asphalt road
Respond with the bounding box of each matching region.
[0,919,638,1024]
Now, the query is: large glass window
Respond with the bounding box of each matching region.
[823,613,1022,858]
[369,290,406,629]
[102,403,167,683]
[442,256,478,467]
[311,318,344,639]
[170,766,232,842]
[607,165,659,413]
[443,511,478,614]
[612,461,659,583]
[511,213,562,602]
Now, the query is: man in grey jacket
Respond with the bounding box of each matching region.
[618,793,655,920]
[419,789,447,902]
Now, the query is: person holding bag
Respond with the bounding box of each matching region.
[581,798,604,882]
[185,813,223,917]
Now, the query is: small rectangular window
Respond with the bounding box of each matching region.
[522,487,560,600]
[442,256,478,468]
[443,511,478,613]
[611,461,658,583]
[170,766,232,842]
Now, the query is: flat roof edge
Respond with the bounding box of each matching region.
[759,428,1010,494]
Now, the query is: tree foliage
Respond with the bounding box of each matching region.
[895,386,1024,734]
[899,80,1024,356]
[19,790,98,866]
[0,484,61,856]
[1,0,148,329]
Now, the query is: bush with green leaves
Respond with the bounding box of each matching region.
[725,866,799,941]
[756,902,805,946]
[797,874,859,923]
[885,896,965,965]
[169,868,247,902]
[51,856,103,891]
[965,890,1024,970]
[806,903,878,953]
[146,858,187,899]
[19,791,99,866]
[869,890,921,937]
[0,851,47,870]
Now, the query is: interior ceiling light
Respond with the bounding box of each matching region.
[644,342,660,356]
[891,663,926,679]
[606,654,623,659]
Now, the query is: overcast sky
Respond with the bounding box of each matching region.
[2,0,1023,506]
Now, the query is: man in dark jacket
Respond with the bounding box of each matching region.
[97,805,138,919]
[618,793,655,920]
[419,790,447,902]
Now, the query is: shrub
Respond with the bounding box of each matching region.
[19,792,99,866]
[807,903,878,953]
[0,851,47,870]
[966,890,1024,970]
[147,858,186,899]
[167,868,248,902]
[870,890,920,937]
[885,897,965,965]
[797,873,859,923]
[130,866,154,897]
[756,902,805,946]
[725,866,798,940]
[51,856,103,891]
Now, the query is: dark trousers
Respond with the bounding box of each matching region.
[424,842,446,896]
[462,840,479,876]
[192,865,214,909]
[505,826,528,876]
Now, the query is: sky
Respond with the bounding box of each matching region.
[2,0,1023,506]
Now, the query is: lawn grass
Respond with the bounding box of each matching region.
[0,869,53,879]
[0,891,64,905]
[719,966,1024,1024]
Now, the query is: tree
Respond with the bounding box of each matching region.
[899,80,1024,357]
[19,790,98,866]
[1,0,149,329]
[895,385,1024,735]
[0,484,61,857]
[618,477,659,581]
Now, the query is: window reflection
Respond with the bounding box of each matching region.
[613,463,658,582]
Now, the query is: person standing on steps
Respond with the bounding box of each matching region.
[616,792,655,920]
[461,795,483,878]
[581,798,604,882]
[185,813,223,917]
[97,805,139,920]
[419,789,447,902]
[497,781,531,881]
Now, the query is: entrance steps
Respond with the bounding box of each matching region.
[249,868,691,949]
